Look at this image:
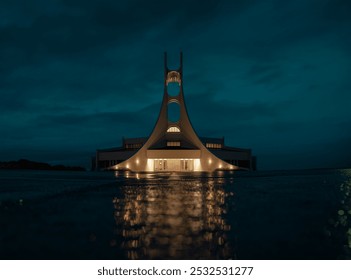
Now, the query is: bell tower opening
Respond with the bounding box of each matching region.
[167,101,180,122]
[167,82,180,96]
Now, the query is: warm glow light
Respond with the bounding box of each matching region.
[206,143,222,149]
[146,159,154,171]
[126,164,129,169]
[219,164,222,169]
[136,159,139,164]
[112,178,230,259]
[208,159,212,164]
[167,141,181,147]
[166,71,181,84]
[194,159,201,171]
[167,126,181,133]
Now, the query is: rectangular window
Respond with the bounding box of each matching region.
[125,143,143,149]
[167,141,181,147]
[206,143,222,149]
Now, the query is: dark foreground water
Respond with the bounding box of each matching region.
[0,169,351,260]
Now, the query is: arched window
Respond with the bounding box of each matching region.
[167,126,180,133]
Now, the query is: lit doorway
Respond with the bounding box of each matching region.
[153,159,194,171]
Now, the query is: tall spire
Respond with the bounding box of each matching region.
[109,53,238,172]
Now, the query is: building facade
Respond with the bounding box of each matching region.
[95,53,255,172]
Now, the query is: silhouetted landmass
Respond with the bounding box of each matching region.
[0,159,85,171]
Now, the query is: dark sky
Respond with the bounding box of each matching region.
[1,0,351,170]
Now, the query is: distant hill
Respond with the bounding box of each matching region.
[0,159,86,171]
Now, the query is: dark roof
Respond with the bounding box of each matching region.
[97,146,124,152]
[200,136,224,144]
[123,137,148,144]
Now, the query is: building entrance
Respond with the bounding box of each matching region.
[153,159,194,171]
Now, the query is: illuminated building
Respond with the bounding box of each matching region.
[95,53,255,172]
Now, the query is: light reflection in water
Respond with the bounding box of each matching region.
[326,169,351,259]
[112,176,235,259]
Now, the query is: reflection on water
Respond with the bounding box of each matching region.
[112,174,235,259]
[1,169,350,259]
[326,170,351,259]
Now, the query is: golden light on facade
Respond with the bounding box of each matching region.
[167,126,181,133]
[95,52,253,172]
[146,159,153,171]
[194,159,201,171]
[166,71,181,85]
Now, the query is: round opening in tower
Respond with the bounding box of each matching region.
[167,102,180,122]
[167,82,180,97]
[166,71,181,84]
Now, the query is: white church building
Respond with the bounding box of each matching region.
[94,53,255,172]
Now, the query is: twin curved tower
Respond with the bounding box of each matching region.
[95,53,255,172]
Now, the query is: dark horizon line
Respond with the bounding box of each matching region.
[0,158,350,173]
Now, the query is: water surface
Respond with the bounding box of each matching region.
[0,169,350,259]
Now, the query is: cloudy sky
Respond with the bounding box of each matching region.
[1,0,350,170]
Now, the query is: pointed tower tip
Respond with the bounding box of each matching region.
[164,52,168,73]
[180,51,183,71]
